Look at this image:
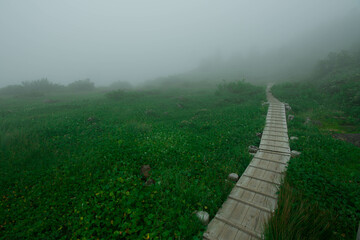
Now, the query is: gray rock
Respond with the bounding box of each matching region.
[290,136,298,141]
[291,150,301,157]
[248,145,259,153]
[285,104,292,111]
[196,211,209,225]
[262,101,269,106]
[288,115,294,121]
[177,103,184,108]
[256,132,262,138]
[228,173,239,182]
[87,116,97,123]
[145,109,156,116]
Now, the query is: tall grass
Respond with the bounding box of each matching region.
[264,180,336,240]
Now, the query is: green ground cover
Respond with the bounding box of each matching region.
[267,82,360,239]
[0,81,266,239]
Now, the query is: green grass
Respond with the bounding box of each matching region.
[0,82,266,239]
[264,181,335,240]
[267,82,360,240]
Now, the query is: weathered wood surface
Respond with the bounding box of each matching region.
[203,84,290,240]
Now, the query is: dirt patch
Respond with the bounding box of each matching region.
[332,133,360,147]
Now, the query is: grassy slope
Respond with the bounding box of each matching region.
[0,82,266,239]
[267,61,360,239]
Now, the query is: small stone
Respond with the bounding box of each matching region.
[177,103,184,108]
[288,115,294,121]
[262,101,269,106]
[285,104,291,111]
[179,120,192,127]
[248,145,259,153]
[290,136,298,140]
[228,173,239,182]
[291,150,301,157]
[87,116,97,123]
[195,211,209,225]
[256,132,262,138]
[145,109,156,116]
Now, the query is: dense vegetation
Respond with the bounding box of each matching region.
[0,78,97,97]
[273,49,360,130]
[0,81,265,239]
[267,50,360,240]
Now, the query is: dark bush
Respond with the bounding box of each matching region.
[67,79,95,91]
[0,78,64,96]
[109,81,132,90]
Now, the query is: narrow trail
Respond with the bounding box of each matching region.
[203,84,291,240]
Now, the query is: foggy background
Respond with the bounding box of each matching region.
[0,0,359,87]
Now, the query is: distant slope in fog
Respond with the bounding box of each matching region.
[143,10,360,88]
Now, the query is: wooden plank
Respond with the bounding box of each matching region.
[265,123,287,129]
[233,230,253,240]
[263,130,288,137]
[218,198,238,218]
[215,214,263,239]
[261,135,289,143]
[218,224,239,240]
[266,113,285,118]
[228,202,250,224]
[259,145,290,154]
[260,139,289,148]
[263,127,287,133]
[240,206,261,232]
[266,120,287,125]
[228,195,272,213]
[255,211,271,233]
[267,110,285,113]
[255,151,290,164]
[203,218,226,239]
[256,180,278,198]
[252,156,288,166]
[265,196,278,211]
[248,164,285,175]
[267,116,285,119]
[243,173,281,186]
[235,184,278,200]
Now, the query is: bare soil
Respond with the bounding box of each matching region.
[332,133,360,147]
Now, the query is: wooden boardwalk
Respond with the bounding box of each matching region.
[203,84,290,240]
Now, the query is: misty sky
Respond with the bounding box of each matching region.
[0,0,359,87]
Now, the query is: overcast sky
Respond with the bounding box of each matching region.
[0,0,359,87]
